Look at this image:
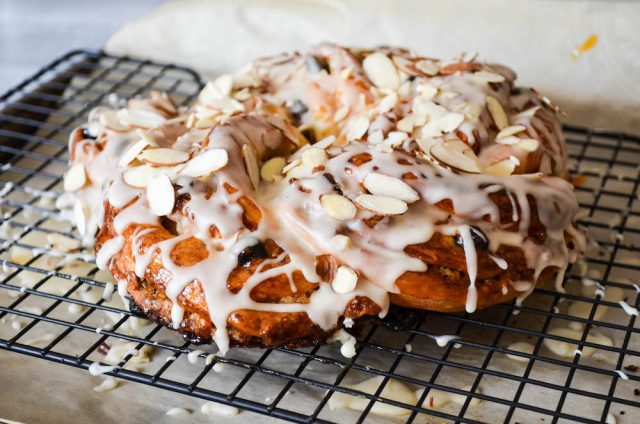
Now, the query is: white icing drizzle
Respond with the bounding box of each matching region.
[614,370,629,380]
[63,44,585,354]
[88,362,118,376]
[432,334,459,347]
[96,236,125,270]
[618,300,639,317]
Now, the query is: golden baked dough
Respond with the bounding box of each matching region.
[63,44,584,352]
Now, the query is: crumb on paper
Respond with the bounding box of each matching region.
[571,34,598,61]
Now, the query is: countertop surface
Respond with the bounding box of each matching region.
[0,0,166,94]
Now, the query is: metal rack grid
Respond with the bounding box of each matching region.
[0,50,639,423]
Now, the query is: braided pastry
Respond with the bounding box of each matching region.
[63,44,584,353]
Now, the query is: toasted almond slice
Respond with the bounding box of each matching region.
[138,148,189,166]
[73,200,88,236]
[345,116,370,141]
[495,135,521,145]
[286,163,312,179]
[99,109,130,132]
[472,70,506,83]
[321,194,357,221]
[486,96,509,130]
[282,158,302,174]
[363,173,419,203]
[384,131,408,148]
[147,173,175,216]
[180,149,229,178]
[150,91,177,115]
[331,234,352,251]
[415,59,440,76]
[332,266,358,294]
[497,125,526,139]
[302,147,328,168]
[313,135,336,150]
[416,82,438,99]
[430,139,483,173]
[47,233,81,252]
[117,108,166,129]
[260,157,285,182]
[119,139,151,167]
[242,144,260,190]
[485,159,516,176]
[517,138,540,152]
[421,113,465,137]
[368,129,384,145]
[354,194,408,215]
[396,116,415,133]
[123,165,162,188]
[63,163,87,192]
[214,74,233,97]
[363,52,400,90]
[379,93,398,113]
[334,106,349,122]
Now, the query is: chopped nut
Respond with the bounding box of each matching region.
[345,116,370,141]
[302,147,328,168]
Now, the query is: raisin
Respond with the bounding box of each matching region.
[237,242,268,267]
[455,226,489,252]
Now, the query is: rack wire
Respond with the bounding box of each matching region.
[0,50,639,423]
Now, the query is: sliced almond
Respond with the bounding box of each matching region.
[332,266,358,294]
[354,194,408,215]
[123,165,162,188]
[282,158,302,174]
[73,200,88,236]
[331,234,352,251]
[430,139,483,173]
[497,125,526,139]
[517,138,540,152]
[334,107,349,122]
[495,135,521,146]
[345,116,370,141]
[421,113,465,138]
[396,115,417,133]
[313,135,336,150]
[415,59,440,76]
[260,157,286,182]
[117,108,166,129]
[150,91,177,115]
[363,173,419,203]
[63,163,87,192]
[321,194,356,221]
[486,96,509,130]
[180,149,229,178]
[146,173,175,216]
[242,144,260,190]
[485,159,516,176]
[368,129,384,145]
[119,139,151,167]
[47,233,81,252]
[471,70,506,83]
[99,109,129,132]
[378,93,398,113]
[302,147,327,168]
[363,52,400,90]
[138,148,189,166]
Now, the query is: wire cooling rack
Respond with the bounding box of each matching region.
[0,50,639,423]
